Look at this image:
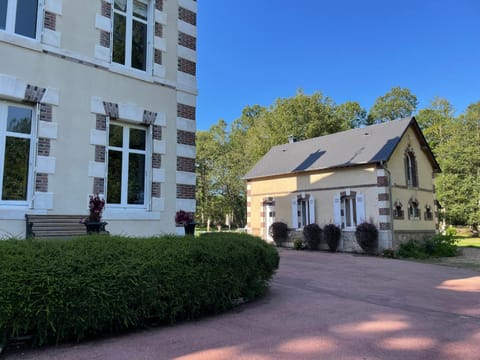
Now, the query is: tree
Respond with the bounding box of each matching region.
[435,101,480,227]
[368,87,418,124]
[416,97,455,152]
[335,101,367,128]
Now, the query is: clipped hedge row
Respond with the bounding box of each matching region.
[0,233,279,346]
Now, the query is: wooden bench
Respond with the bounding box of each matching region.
[25,214,88,239]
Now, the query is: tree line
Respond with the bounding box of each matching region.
[196,87,480,230]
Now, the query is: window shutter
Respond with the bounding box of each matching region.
[291,197,298,229]
[308,196,315,224]
[146,124,153,211]
[333,194,341,226]
[356,193,365,224]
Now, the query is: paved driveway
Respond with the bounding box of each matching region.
[5,250,480,360]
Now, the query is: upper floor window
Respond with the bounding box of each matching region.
[0,0,39,39]
[405,149,418,187]
[112,0,150,71]
[107,122,149,207]
[0,102,35,204]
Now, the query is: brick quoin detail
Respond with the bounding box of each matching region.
[155,22,163,37]
[178,32,196,50]
[377,176,389,186]
[38,138,50,156]
[176,184,195,199]
[177,103,196,120]
[177,156,195,172]
[379,222,391,230]
[153,125,162,140]
[379,208,390,216]
[378,193,390,201]
[152,153,161,168]
[101,0,111,18]
[96,114,106,130]
[152,182,161,198]
[155,0,163,11]
[39,104,52,122]
[43,11,56,31]
[179,7,196,26]
[95,145,106,162]
[177,130,195,146]
[100,30,110,48]
[36,173,48,192]
[93,178,104,194]
[178,57,196,76]
[154,49,162,65]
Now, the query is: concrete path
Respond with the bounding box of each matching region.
[5,250,480,360]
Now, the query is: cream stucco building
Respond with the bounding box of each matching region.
[244,118,441,251]
[0,0,197,238]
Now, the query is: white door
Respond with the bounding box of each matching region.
[265,204,275,242]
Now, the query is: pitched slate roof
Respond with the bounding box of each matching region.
[244,117,440,180]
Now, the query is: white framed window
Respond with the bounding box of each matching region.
[291,195,315,228]
[334,191,365,230]
[112,0,152,72]
[106,122,151,208]
[0,0,40,39]
[0,102,36,205]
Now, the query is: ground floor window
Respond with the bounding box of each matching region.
[107,122,149,207]
[408,198,421,220]
[341,195,357,228]
[0,102,35,204]
[334,191,365,229]
[291,194,315,228]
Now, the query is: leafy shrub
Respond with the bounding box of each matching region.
[0,233,279,347]
[302,223,322,250]
[293,238,304,250]
[355,222,378,254]
[269,222,289,246]
[397,234,458,259]
[323,224,341,252]
[382,249,396,258]
[445,226,457,237]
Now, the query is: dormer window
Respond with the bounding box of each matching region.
[404,149,418,187]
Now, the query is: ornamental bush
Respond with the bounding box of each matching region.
[0,233,279,347]
[323,224,341,252]
[355,222,379,254]
[268,222,289,246]
[302,223,322,250]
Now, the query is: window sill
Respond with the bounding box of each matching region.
[109,64,155,83]
[0,31,42,52]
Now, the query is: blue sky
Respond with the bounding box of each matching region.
[196,0,480,131]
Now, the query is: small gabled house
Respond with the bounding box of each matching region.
[244,117,441,251]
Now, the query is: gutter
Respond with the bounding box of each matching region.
[380,161,395,249]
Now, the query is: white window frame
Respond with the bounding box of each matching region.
[0,101,37,206]
[106,120,151,209]
[111,0,153,73]
[291,194,315,229]
[335,191,365,230]
[0,0,42,40]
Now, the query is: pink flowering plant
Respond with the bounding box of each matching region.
[86,194,105,223]
[175,210,193,225]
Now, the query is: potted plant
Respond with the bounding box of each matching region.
[268,221,289,247]
[303,223,322,250]
[82,194,107,234]
[175,210,196,235]
[355,222,379,254]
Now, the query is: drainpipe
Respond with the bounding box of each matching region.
[380,161,395,249]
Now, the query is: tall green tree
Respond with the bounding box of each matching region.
[335,101,367,128]
[368,87,418,124]
[434,101,480,227]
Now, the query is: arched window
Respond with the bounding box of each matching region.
[404,149,418,187]
[408,198,420,220]
[393,201,404,219]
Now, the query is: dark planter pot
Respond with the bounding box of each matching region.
[84,221,108,234]
[184,223,196,235]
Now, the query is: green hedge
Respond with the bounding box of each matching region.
[0,233,279,346]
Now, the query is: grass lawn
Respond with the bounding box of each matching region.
[456,237,480,248]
